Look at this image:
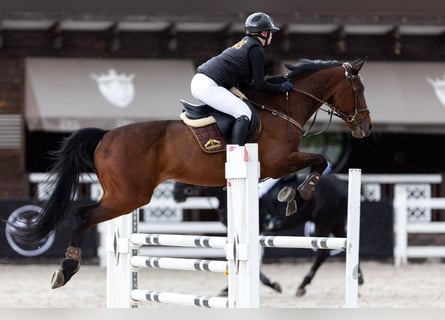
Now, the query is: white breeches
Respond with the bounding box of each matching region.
[190,73,252,120]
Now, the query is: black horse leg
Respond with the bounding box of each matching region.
[51,203,100,289]
[260,271,282,293]
[296,249,330,297]
[358,263,364,285]
[218,270,282,296]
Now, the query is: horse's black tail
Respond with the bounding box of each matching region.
[12,127,107,243]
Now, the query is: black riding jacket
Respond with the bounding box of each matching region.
[197,36,283,93]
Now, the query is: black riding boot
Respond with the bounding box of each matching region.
[230,116,250,146]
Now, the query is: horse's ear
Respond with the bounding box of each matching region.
[351,57,367,72]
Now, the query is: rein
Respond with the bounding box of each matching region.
[245,62,369,138]
[248,99,304,132]
[292,88,335,137]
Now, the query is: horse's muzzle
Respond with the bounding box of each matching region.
[351,122,372,138]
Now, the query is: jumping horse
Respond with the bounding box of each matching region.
[172,173,364,297]
[12,58,371,289]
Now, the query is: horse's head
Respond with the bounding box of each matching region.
[285,57,372,139]
[330,58,372,138]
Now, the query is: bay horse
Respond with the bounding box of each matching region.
[172,173,364,297]
[12,58,371,289]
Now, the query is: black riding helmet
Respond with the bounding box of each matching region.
[245,12,280,35]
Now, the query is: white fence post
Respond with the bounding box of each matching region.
[225,143,260,308]
[344,168,361,308]
[106,211,139,308]
[394,187,408,267]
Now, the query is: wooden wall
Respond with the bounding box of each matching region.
[0,58,26,197]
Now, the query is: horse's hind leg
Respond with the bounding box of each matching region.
[51,196,143,289]
[260,271,282,293]
[51,202,101,289]
[296,249,330,297]
[218,271,282,296]
[358,264,364,285]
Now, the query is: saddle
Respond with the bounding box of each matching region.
[180,89,261,153]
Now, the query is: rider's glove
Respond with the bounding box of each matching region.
[280,81,293,92]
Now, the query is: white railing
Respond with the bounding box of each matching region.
[29,172,445,265]
[394,194,445,266]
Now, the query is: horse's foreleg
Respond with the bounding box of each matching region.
[276,152,327,215]
[296,249,330,297]
[296,172,321,200]
[290,152,327,200]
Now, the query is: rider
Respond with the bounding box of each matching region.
[190,12,293,146]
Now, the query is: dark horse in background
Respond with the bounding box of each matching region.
[173,173,364,297]
[10,58,371,289]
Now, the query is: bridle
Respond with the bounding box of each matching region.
[295,63,370,136]
[335,62,370,122]
[248,62,369,138]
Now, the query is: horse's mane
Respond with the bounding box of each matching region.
[285,59,342,80]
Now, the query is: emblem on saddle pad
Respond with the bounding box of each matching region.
[427,75,445,108]
[204,139,222,150]
[90,69,135,108]
[188,124,226,154]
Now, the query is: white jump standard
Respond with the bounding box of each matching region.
[106,144,260,308]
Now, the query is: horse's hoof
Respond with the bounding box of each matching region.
[296,288,306,297]
[51,269,65,289]
[271,282,282,293]
[277,186,296,202]
[285,200,297,216]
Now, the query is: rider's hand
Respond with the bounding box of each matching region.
[280,81,293,92]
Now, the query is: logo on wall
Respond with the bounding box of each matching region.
[427,75,445,107]
[5,205,55,257]
[90,69,135,108]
